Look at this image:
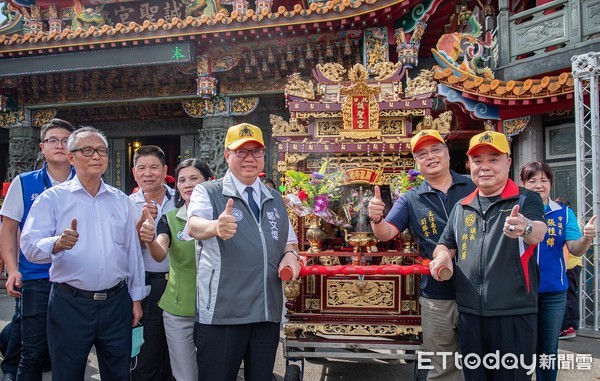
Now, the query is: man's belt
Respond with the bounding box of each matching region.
[55,280,126,301]
[146,272,169,280]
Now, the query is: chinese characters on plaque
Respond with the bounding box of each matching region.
[104,0,185,24]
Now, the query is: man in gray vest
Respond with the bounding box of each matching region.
[186,123,301,381]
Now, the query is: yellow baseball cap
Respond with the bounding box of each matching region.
[467,131,511,156]
[224,123,265,150]
[410,129,445,153]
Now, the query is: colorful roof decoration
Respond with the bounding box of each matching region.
[434,67,574,100]
[0,0,410,51]
[433,66,575,119]
[437,84,499,120]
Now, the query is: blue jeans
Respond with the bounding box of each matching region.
[562,266,581,330]
[17,279,51,381]
[537,290,567,381]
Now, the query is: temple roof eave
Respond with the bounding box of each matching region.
[0,0,408,55]
[433,66,576,119]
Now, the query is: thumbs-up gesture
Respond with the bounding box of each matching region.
[139,207,156,243]
[53,218,79,253]
[504,205,525,238]
[583,215,597,241]
[144,193,158,219]
[368,185,385,224]
[216,199,237,240]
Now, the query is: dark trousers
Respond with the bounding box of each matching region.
[130,273,172,381]
[1,297,21,375]
[47,283,132,381]
[458,312,537,381]
[195,322,280,381]
[562,265,581,330]
[17,279,51,381]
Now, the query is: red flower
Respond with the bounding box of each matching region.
[298,189,309,201]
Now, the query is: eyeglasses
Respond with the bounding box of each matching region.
[42,138,69,146]
[526,178,551,186]
[414,146,445,160]
[71,147,109,157]
[231,149,265,159]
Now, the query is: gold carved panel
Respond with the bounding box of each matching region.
[0,111,18,127]
[315,120,343,137]
[307,275,316,294]
[304,299,321,310]
[305,157,415,177]
[401,301,419,314]
[283,323,422,339]
[32,109,56,127]
[380,118,406,135]
[325,279,396,310]
[380,109,426,117]
[314,118,406,137]
[296,111,341,119]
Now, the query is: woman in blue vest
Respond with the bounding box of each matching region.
[520,161,596,381]
[139,158,213,381]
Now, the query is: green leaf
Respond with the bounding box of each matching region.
[318,161,328,175]
[278,185,286,193]
[286,170,309,187]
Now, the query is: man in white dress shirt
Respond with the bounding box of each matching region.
[20,126,147,381]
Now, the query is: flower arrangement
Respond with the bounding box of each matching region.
[283,162,346,223]
[389,169,424,202]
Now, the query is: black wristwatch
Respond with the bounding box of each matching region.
[522,220,533,238]
[284,250,300,259]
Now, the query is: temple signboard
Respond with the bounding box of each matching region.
[106,0,186,24]
[351,96,371,130]
[340,65,381,139]
[0,43,193,77]
[345,168,381,184]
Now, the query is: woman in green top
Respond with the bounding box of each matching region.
[140,158,213,381]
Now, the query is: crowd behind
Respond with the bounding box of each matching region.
[0,119,594,381]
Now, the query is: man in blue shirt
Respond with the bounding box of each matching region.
[369,129,475,380]
[0,119,75,381]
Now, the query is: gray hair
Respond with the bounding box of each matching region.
[67,126,108,152]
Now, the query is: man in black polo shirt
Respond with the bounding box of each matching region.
[430,131,546,381]
[369,129,476,380]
